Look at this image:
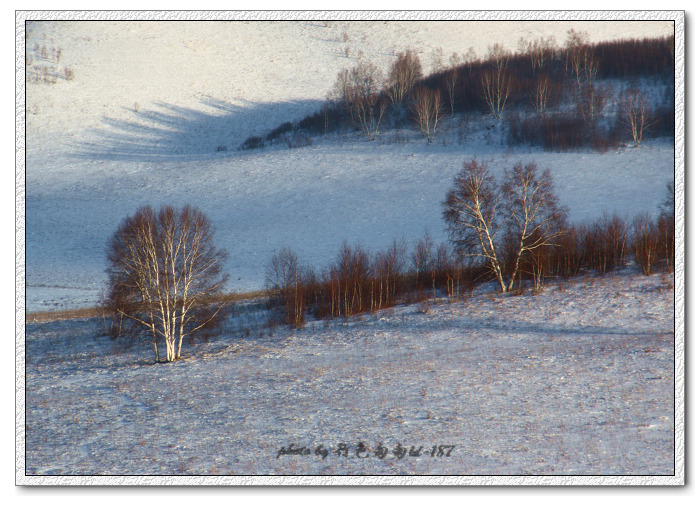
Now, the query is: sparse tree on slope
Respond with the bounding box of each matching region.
[565,29,598,91]
[333,61,388,141]
[481,44,513,120]
[518,35,556,75]
[531,75,554,117]
[409,86,446,143]
[577,84,607,126]
[443,54,461,115]
[618,88,656,147]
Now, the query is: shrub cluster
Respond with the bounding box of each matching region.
[519,211,673,284]
[266,236,490,328]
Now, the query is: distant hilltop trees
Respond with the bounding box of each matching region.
[244,32,673,152]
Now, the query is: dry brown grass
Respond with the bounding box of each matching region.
[25,306,106,324]
[25,290,268,324]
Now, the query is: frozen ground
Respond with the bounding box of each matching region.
[25,269,675,476]
[23,19,675,312]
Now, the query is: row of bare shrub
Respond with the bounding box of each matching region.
[267,209,673,328]
[266,236,491,327]
[513,211,674,286]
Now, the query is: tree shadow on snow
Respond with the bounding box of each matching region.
[73,96,323,163]
[390,305,672,341]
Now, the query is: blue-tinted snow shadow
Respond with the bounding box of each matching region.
[350,309,670,340]
[73,96,323,163]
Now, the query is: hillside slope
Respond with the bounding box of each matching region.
[24,19,675,312]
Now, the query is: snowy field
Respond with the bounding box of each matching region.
[20,16,681,482]
[25,270,675,476]
[24,19,675,312]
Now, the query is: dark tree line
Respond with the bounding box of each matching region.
[245,33,672,152]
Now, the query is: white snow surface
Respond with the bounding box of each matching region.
[24,20,675,312]
[25,270,674,476]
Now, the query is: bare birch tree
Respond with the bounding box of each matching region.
[481,45,513,120]
[444,66,459,115]
[105,205,229,363]
[386,49,423,107]
[577,84,607,126]
[618,88,656,147]
[349,89,388,141]
[519,36,556,75]
[409,86,446,143]
[531,74,554,117]
[332,61,387,140]
[501,162,568,292]
[481,69,512,120]
[443,159,508,292]
[443,159,566,293]
[565,29,598,91]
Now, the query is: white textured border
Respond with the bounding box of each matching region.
[16,9,685,487]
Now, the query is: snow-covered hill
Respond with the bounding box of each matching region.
[24,19,675,312]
